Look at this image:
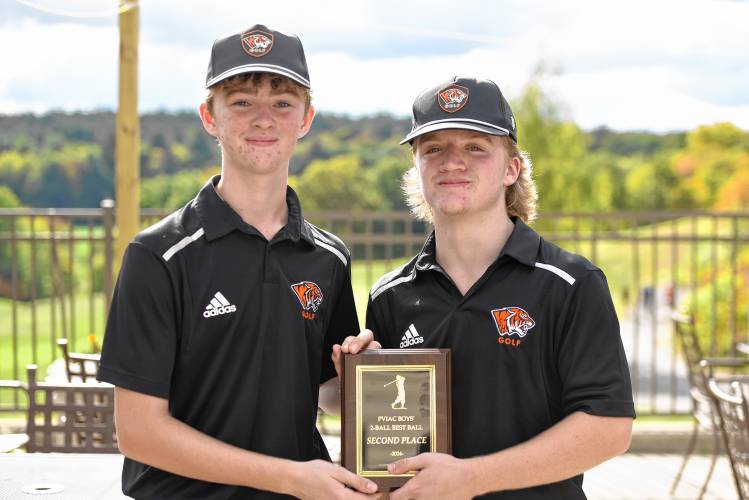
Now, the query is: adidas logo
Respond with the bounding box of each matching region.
[400,324,424,348]
[202,291,237,318]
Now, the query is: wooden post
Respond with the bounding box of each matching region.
[115,0,140,265]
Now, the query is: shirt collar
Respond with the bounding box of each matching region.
[195,175,315,246]
[414,216,540,273]
[414,232,438,272]
[499,217,541,267]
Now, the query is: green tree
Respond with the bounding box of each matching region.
[511,82,591,213]
[291,155,382,211]
[141,168,218,209]
[366,155,411,210]
[671,123,749,209]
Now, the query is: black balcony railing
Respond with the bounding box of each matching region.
[1,204,748,415]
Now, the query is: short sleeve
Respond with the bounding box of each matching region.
[557,270,636,418]
[319,261,359,383]
[366,295,392,348]
[97,242,178,399]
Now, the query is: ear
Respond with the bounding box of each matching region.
[503,155,521,187]
[199,102,218,137]
[297,105,316,140]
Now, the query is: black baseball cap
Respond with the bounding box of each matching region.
[400,77,517,145]
[205,24,310,89]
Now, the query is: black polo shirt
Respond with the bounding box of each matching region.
[98,176,358,499]
[366,217,635,500]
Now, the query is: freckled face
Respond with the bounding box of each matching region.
[200,78,314,175]
[414,129,517,219]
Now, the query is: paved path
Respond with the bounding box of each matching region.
[619,287,692,414]
[0,450,738,499]
[323,435,737,499]
[585,453,735,499]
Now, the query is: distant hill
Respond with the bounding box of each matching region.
[2,110,735,213]
[0,111,411,207]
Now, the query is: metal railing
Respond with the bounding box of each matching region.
[1,205,747,415]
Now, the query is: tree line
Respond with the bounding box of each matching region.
[1,83,748,213]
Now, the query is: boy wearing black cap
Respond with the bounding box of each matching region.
[334,77,635,499]
[98,25,378,499]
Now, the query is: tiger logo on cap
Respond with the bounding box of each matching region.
[241,30,274,57]
[437,85,469,113]
[291,281,324,313]
[491,306,535,338]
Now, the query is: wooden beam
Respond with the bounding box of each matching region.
[115,0,140,265]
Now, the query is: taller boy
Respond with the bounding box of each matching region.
[98,25,378,499]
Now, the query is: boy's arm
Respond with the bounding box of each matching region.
[115,387,378,498]
[388,411,631,499]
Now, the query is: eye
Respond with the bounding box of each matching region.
[231,100,250,107]
[274,101,291,108]
[423,146,441,154]
[467,144,485,152]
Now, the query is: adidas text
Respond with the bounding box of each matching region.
[400,336,424,348]
[400,324,424,348]
[203,305,236,318]
[203,291,236,318]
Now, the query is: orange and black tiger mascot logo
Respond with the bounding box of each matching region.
[491,306,536,338]
[291,281,324,313]
[241,30,274,57]
[438,85,469,113]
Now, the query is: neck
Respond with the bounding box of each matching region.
[432,209,515,295]
[216,166,289,241]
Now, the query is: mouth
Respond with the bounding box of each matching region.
[437,179,471,188]
[245,138,278,147]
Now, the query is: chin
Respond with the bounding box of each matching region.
[434,204,471,218]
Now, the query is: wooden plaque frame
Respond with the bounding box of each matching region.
[341,349,451,490]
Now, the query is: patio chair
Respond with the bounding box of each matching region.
[670,312,749,498]
[56,338,101,383]
[706,376,749,500]
[0,379,29,452]
[0,364,118,453]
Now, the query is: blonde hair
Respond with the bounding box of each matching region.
[205,72,312,114]
[402,135,538,223]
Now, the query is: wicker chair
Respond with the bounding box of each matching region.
[706,376,749,499]
[56,338,101,383]
[670,312,749,498]
[0,364,117,453]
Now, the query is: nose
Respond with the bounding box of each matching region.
[439,145,466,172]
[252,104,274,129]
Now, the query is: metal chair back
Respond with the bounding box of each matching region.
[707,378,749,500]
[672,313,720,430]
[25,364,118,453]
[56,339,101,383]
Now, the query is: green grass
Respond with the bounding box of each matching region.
[351,258,409,329]
[0,292,106,381]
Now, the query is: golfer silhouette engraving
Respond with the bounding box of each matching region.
[384,374,407,410]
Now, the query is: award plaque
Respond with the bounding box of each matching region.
[341,349,451,490]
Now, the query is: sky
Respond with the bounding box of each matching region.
[1,0,748,132]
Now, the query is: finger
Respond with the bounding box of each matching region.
[365,341,382,350]
[389,479,416,500]
[388,454,428,475]
[349,330,374,354]
[332,344,343,377]
[340,336,359,353]
[332,466,378,494]
[341,490,380,500]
